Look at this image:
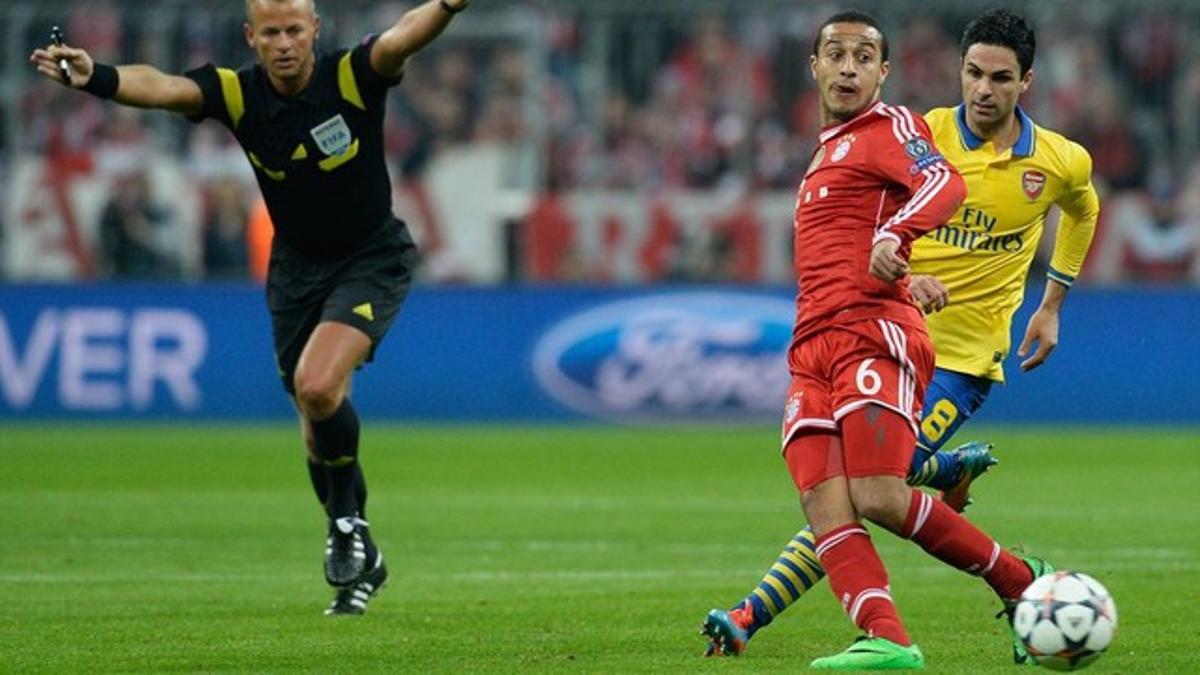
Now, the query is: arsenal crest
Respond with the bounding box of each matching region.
[1022,170,1046,200]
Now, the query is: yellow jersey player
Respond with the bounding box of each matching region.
[702,10,1096,666]
[906,8,1099,501]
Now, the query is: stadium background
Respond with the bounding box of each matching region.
[2,0,1197,424]
[1,2,1198,672]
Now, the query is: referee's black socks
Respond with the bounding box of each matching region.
[311,398,362,520]
[306,458,369,520]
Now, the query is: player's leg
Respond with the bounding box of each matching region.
[291,320,391,614]
[798,329,922,669]
[311,222,419,609]
[874,458,1044,662]
[294,321,375,588]
[295,322,369,516]
[843,326,1040,662]
[270,300,380,595]
[703,370,996,655]
[301,415,330,511]
[797,427,923,670]
[905,369,996,510]
[809,320,947,668]
[700,527,822,656]
[702,378,831,656]
[704,334,970,654]
[703,366,845,656]
[299,408,386,616]
[299,402,371,518]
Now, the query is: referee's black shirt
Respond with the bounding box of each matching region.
[186,35,402,262]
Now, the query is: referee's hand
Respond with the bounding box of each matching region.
[30,43,94,88]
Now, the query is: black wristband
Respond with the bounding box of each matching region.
[82,62,120,99]
[439,0,468,14]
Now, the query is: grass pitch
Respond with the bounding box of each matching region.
[1,424,1197,672]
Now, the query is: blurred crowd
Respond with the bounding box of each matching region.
[3,1,1198,285]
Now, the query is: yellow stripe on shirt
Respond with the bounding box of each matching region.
[216,68,244,130]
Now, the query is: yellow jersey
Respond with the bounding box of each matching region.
[912,105,1100,382]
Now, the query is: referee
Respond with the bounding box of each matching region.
[31,0,470,615]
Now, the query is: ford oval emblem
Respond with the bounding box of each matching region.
[532,292,793,422]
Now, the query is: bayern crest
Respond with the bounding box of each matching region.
[831,134,856,162]
[785,392,803,423]
[1022,170,1046,200]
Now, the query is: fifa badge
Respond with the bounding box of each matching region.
[311,114,354,156]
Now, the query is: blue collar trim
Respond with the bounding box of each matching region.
[955,104,1035,157]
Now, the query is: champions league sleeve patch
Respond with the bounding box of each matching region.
[904,137,946,174]
[904,137,932,159]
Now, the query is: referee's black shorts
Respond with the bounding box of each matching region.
[266,218,420,395]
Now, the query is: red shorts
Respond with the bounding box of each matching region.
[781,319,935,486]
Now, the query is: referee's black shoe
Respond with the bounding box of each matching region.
[325,516,368,587]
[325,551,389,616]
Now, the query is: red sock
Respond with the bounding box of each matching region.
[815,523,911,646]
[903,490,1033,599]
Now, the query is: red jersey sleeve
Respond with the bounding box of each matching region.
[868,105,966,248]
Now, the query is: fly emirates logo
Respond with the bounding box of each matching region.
[929,206,1026,253]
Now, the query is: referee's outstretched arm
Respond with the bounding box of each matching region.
[28,0,470,113]
[372,0,471,79]
[30,41,204,115]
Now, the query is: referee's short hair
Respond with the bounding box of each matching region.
[245,0,318,16]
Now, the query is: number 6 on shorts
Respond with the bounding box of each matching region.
[856,358,883,395]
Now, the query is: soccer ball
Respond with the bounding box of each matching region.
[1012,571,1118,671]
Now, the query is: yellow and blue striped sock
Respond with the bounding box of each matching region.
[743,527,826,632]
[907,444,964,490]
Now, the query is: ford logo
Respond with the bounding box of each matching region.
[532,292,793,422]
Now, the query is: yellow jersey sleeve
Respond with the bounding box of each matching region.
[1046,142,1100,287]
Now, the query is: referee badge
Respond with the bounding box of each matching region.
[311,114,354,156]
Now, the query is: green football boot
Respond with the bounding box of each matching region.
[1000,556,1056,665]
[810,637,924,670]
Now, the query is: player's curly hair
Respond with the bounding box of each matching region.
[961,9,1036,76]
[812,10,889,62]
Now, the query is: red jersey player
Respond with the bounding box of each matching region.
[773,12,1048,670]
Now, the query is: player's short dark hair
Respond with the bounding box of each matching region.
[960,9,1036,76]
[812,10,889,62]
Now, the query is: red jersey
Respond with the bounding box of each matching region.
[792,101,966,343]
